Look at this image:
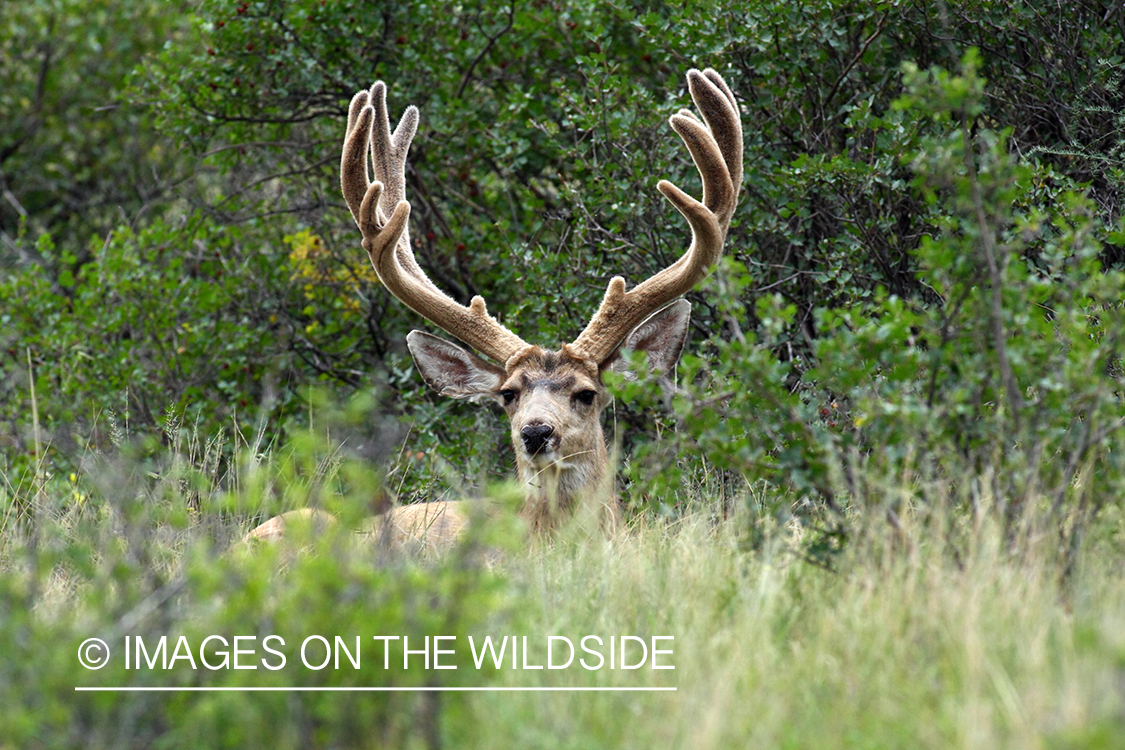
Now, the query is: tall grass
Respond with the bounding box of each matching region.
[1,418,1123,749]
[465,507,1125,750]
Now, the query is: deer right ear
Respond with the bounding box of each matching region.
[605,299,692,377]
[406,331,506,399]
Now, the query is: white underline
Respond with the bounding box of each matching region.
[75,686,676,692]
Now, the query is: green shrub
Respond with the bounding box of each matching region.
[5,0,1125,545]
[622,52,1125,566]
[2,217,292,462]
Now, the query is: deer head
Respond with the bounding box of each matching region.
[340,70,742,530]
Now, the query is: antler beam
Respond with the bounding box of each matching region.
[341,69,741,371]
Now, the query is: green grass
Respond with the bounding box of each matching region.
[463,510,1125,750]
[2,428,1124,750]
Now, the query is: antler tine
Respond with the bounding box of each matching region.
[341,83,531,367]
[566,68,742,365]
[698,69,743,216]
[341,90,374,224]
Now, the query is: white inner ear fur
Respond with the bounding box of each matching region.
[608,299,692,376]
[406,330,505,398]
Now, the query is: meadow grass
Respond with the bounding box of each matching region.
[461,506,1125,750]
[2,425,1124,749]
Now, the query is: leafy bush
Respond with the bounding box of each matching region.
[622,52,1125,567]
[2,217,289,462]
[0,0,192,249]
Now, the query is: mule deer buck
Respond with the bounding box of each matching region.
[247,69,741,545]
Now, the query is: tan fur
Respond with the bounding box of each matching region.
[362,501,468,547]
[244,502,468,551]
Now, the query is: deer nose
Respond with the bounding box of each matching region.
[520,423,554,455]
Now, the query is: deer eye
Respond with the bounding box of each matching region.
[574,389,597,406]
[500,389,518,406]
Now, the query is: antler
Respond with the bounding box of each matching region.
[566,69,743,365]
[341,82,531,366]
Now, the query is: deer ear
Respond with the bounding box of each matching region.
[606,299,691,376]
[407,331,506,398]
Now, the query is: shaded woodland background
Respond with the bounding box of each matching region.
[3,0,1125,536]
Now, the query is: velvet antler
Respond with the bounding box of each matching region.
[565,69,742,365]
[340,82,532,367]
[340,69,741,369]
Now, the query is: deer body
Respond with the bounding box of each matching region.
[246,69,742,544]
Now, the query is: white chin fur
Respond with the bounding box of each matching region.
[527,450,569,470]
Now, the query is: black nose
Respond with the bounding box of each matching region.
[520,423,554,455]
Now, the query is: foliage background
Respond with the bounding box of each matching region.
[3,0,1124,489]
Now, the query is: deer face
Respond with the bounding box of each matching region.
[406,299,692,501]
[498,349,605,471]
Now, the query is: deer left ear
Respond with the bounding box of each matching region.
[605,299,692,376]
[407,330,506,398]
